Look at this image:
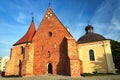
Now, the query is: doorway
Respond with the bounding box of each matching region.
[48,63,52,74]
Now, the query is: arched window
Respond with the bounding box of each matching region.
[89,49,95,61]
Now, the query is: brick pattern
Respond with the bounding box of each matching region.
[5,45,23,76]
[67,37,82,76]
[13,21,36,46]
[5,7,82,77]
[33,7,82,76]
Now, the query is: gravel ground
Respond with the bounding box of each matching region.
[0,74,120,80]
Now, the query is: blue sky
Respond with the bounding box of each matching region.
[0,0,120,57]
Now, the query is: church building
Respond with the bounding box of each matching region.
[5,7,115,76]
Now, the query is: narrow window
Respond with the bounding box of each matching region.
[49,32,52,37]
[21,47,25,54]
[21,47,25,59]
[89,49,95,61]
[48,51,51,58]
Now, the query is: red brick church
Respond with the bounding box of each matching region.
[5,7,82,76]
[5,7,115,76]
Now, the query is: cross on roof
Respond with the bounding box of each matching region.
[31,12,34,21]
[48,2,51,7]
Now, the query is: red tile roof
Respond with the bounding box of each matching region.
[13,20,36,46]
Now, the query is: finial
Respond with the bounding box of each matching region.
[87,20,90,25]
[48,2,51,7]
[31,12,34,22]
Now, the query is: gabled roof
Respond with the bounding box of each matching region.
[13,19,36,46]
[42,7,73,37]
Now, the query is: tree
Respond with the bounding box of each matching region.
[110,40,120,70]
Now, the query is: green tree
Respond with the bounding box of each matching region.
[110,40,120,70]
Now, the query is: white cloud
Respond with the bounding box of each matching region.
[0,22,29,57]
[91,0,120,41]
[111,4,120,30]
[0,22,27,34]
[111,17,120,30]
[78,3,86,20]
[0,40,12,57]
[9,0,33,12]
[15,12,26,23]
[70,22,87,41]
[0,40,12,46]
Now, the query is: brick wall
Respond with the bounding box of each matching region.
[33,7,75,76]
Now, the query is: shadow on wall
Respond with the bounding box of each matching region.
[91,54,114,73]
[57,37,70,76]
[0,72,5,76]
[19,60,22,76]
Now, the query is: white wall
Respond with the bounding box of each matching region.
[0,56,10,72]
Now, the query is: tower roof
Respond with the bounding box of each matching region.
[85,24,93,34]
[13,19,36,46]
[77,25,105,44]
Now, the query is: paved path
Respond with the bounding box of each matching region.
[0,74,120,80]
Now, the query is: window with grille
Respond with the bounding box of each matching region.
[89,49,95,61]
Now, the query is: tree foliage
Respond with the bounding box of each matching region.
[110,40,120,70]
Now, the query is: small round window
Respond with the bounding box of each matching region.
[49,32,52,37]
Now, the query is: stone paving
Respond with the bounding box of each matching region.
[0,74,120,80]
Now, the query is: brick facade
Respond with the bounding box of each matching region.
[5,7,82,76]
[33,7,82,76]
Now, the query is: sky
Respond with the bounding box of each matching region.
[0,0,120,57]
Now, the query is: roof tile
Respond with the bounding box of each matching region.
[13,20,36,46]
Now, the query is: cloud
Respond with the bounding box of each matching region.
[0,40,12,46]
[0,22,28,57]
[68,22,88,41]
[15,12,26,23]
[9,0,32,12]
[91,0,120,41]
[0,40,12,57]
[0,22,27,35]
[111,4,120,30]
